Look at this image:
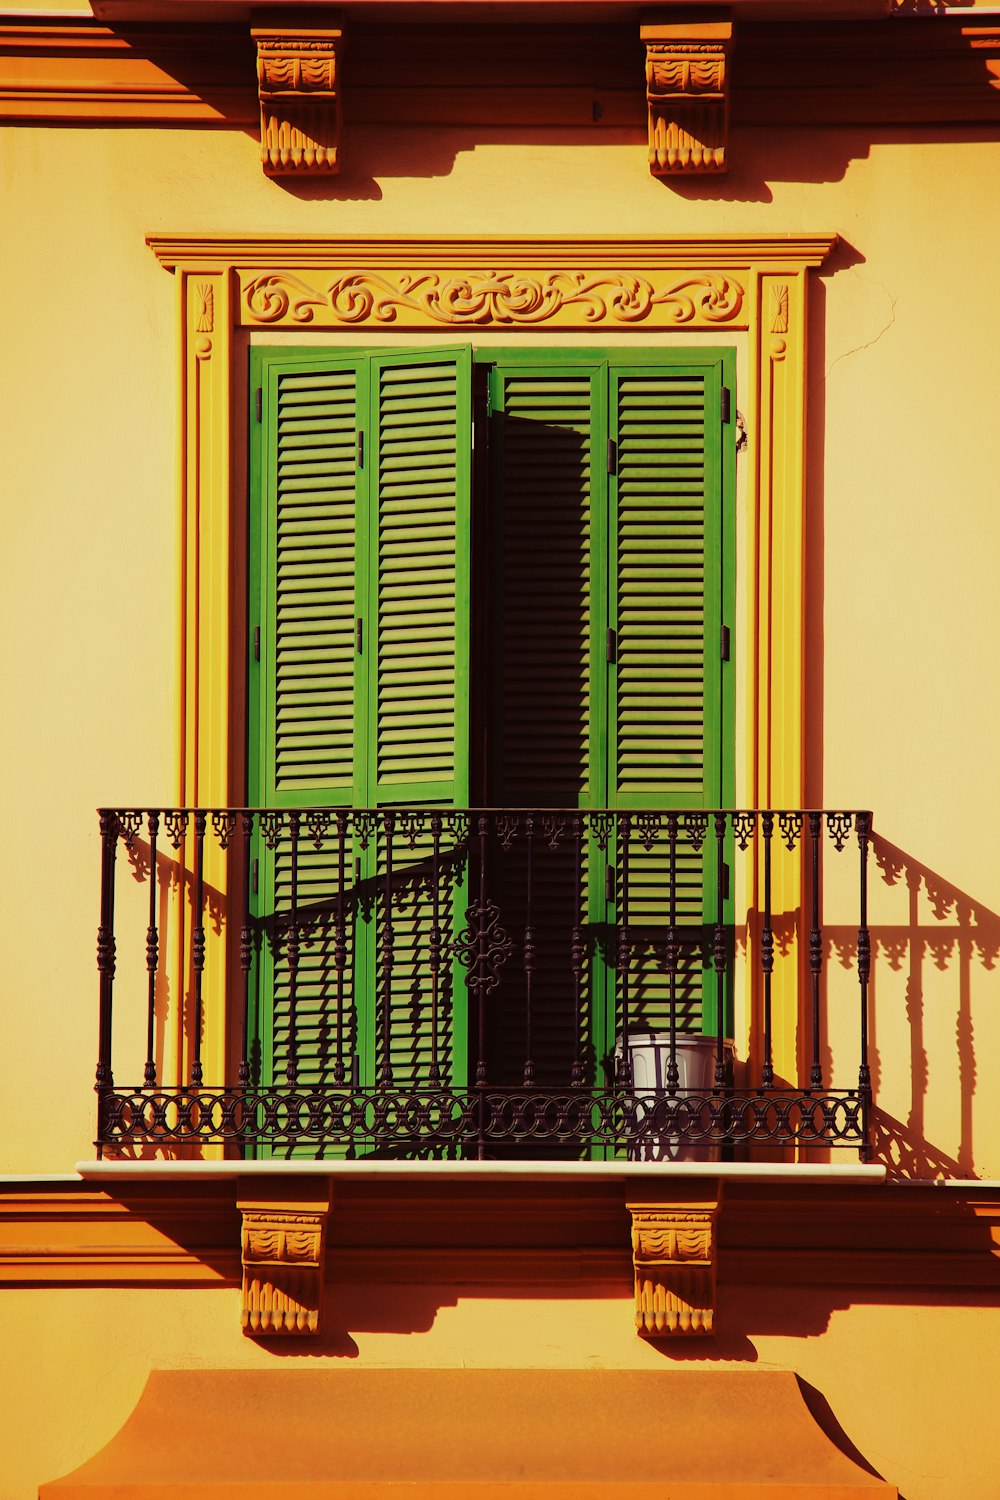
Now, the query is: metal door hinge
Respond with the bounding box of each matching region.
[607,438,617,475]
[606,865,615,902]
[255,388,262,424]
[606,627,618,664]
[253,625,261,662]
[357,431,365,468]
[252,858,259,894]
[720,625,730,662]
[721,386,732,424]
[355,617,363,654]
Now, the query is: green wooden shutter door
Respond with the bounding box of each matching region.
[249,353,362,1114]
[607,361,729,1043]
[359,348,473,1095]
[250,347,474,1131]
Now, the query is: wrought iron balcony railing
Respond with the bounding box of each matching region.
[95,807,873,1160]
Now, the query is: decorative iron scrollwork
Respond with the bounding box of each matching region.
[453,899,514,993]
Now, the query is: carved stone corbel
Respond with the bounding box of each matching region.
[252,21,343,177]
[238,1179,332,1335]
[642,14,732,174]
[627,1189,719,1336]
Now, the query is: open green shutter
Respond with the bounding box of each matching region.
[359,348,473,1095]
[249,353,361,1115]
[608,361,728,1039]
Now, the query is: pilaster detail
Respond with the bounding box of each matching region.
[238,1179,332,1335]
[642,14,733,174]
[252,21,343,177]
[627,1189,719,1336]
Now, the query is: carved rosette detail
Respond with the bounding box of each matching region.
[628,1203,718,1337]
[769,282,790,334]
[644,27,732,175]
[253,26,343,177]
[240,1208,327,1335]
[242,269,745,328]
[194,283,214,333]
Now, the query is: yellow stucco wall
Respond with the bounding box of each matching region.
[3,117,998,1176]
[1,1277,997,1500]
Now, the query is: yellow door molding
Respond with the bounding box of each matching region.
[150,233,836,1095]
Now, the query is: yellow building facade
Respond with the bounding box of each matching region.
[1,3,999,1497]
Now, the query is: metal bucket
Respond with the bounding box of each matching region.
[618,1031,734,1162]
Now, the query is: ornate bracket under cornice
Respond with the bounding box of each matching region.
[642,13,733,174]
[252,20,343,177]
[627,1188,720,1336]
[238,1178,332,1335]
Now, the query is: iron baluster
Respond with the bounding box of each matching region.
[429,812,442,1087]
[379,811,395,1086]
[523,814,536,1087]
[334,811,348,1085]
[761,810,774,1089]
[713,812,728,1086]
[617,814,631,1086]
[857,811,873,1159]
[475,814,489,1091]
[191,810,206,1088]
[808,810,823,1090]
[571,813,584,1086]
[665,812,679,1089]
[286,811,300,1088]
[239,812,254,1088]
[144,812,159,1086]
[95,810,118,1104]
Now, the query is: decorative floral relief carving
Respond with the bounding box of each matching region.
[194,283,214,334]
[242,268,745,328]
[770,282,790,334]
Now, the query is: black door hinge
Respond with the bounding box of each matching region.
[722,861,730,901]
[721,386,732,424]
[606,864,615,902]
[252,858,259,894]
[607,438,617,475]
[721,625,730,662]
[606,627,617,664]
[355,616,363,654]
[357,430,365,468]
[255,387,262,424]
[253,625,261,662]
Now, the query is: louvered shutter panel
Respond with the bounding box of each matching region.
[359,348,474,1096]
[250,354,361,1115]
[608,363,726,1036]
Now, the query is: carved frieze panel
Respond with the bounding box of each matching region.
[253,23,343,177]
[627,1196,719,1336]
[642,17,733,174]
[239,1189,331,1336]
[236,266,746,331]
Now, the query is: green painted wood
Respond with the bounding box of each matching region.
[483,350,734,1109]
[249,344,733,1157]
[249,347,474,1151]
